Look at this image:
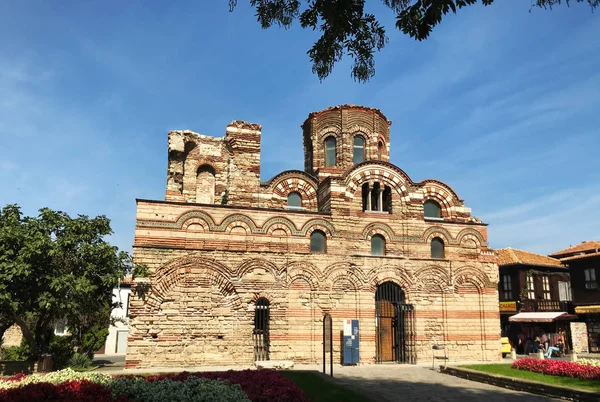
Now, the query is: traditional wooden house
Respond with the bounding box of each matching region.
[550,241,600,352]
[496,248,574,354]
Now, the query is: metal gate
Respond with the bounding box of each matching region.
[253,297,270,361]
[375,282,416,363]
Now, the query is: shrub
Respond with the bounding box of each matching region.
[0,338,30,362]
[68,352,93,370]
[79,324,109,358]
[109,376,250,402]
[48,335,75,369]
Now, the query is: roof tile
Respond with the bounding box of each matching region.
[549,241,600,258]
[496,248,564,268]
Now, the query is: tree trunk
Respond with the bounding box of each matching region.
[13,316,38,360]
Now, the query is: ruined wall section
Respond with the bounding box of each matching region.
[165,121,262,207]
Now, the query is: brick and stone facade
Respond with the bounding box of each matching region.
[127,105,500,368]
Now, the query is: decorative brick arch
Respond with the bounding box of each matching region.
[456,228,486,248]
[146,256,238,311]
[418,179,463,219]
[235,258,282,283]
[181,217,209,232]
[300,219,336,237]
[343,163,412,202]
[263,217,296,236]
[284,261,320,291]
[365,267,413,293]
[453,266,494,293]
[413,265,451,292]
[249,292,276,305]
[361,222,395,242]
[268,171,319,211]
[219,214,258,234]
[175,210,217,230]
[322,262,365,291]
[422,226,453,245]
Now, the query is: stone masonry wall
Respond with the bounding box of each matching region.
[128,200,500,369]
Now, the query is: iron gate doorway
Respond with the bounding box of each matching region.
[253,297,270,361]
[375,282,416,363]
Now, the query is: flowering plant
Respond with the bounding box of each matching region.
[0,368,309,402]
[577,358,600,368]
[512,358,600,380]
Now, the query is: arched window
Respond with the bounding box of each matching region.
[431,237,445,259]
[353,136,365,164]
[424,200,442,219]
[310,230,326,253]
[378,141,385,160]
[196,165,216,204]
[371,234,385,256]
[253,297,270,361]
[362,182,392,213]
[287,192,302,208]
[325,137,337,167]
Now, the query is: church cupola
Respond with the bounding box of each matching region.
[301,105,391,179]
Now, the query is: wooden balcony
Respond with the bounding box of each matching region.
[520,300,573,313]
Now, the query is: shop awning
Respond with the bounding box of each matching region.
[508,312,578,323]
[575,305,600,314]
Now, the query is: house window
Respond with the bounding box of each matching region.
[54,319,67,336]
[431,237,445,259]
[378,141,384,160]
[526,275,535,299]
[325,137,337,167]
[361,182,392,212]
[310,230,326,253]
[542,276,551,300]
[558,281,572,301]
[353,136,365,164]
[424,200,442,219]
[585,268,598,289]
[371,234,385,256]
[287,192,302,208]
[501,274,512,300]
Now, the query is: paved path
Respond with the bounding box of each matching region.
[298,364,560,402]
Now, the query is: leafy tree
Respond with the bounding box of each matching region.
[229,0,598,82]
[0,204,130,360]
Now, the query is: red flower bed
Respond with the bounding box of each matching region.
[512,358,600,380]
[0,379,127,402]
[126,369,310,402]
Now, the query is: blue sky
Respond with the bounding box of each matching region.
[0,1,598,256]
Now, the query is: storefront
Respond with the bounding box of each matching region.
[574,305,600,352]
[508,312,577,354]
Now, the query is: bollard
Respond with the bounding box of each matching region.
[570,352,577,362]
[537,350,544,360]
[510,348,516,360]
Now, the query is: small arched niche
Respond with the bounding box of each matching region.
[196,165,216,204]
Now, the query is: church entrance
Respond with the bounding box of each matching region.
[375,282,415,363]
[253,297,270,361]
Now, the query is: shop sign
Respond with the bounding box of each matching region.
[499,301,517,312]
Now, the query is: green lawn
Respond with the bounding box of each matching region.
[281,371,372,402]
[462,364,600,392]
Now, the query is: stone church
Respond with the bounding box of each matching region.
[127,105,500,368]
